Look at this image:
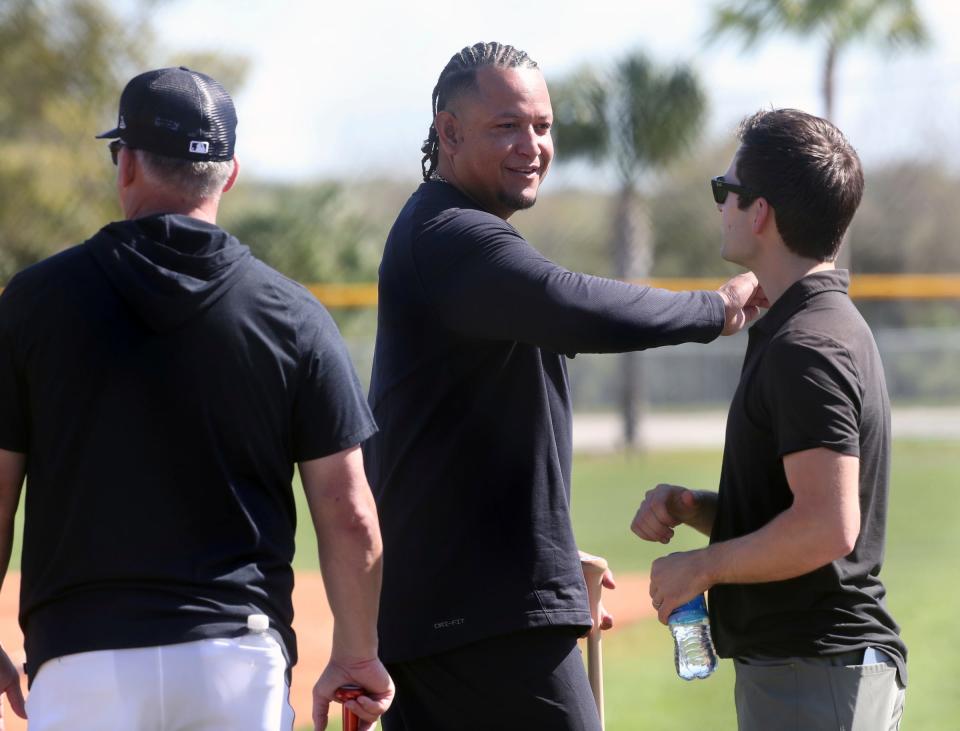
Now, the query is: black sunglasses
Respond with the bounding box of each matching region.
[108,139,125,165]
[711,176,757,204]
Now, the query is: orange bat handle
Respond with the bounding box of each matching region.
[334,685,364,731]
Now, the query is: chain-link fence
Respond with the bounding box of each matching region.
[341,323,960,412]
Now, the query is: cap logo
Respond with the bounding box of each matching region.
[189,140,210,154]
[118,115,126,130]
[154,117,180,131]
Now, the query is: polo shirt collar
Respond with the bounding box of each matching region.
[752,268,850,336]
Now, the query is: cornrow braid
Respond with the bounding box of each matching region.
[421,41,539,181]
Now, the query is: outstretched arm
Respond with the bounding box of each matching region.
[300,446,394,731]
[0,448,26,722]
[415,219,764,354]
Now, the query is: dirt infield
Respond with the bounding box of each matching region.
[0,571,652,730]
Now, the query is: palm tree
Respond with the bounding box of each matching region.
[707,0,929,121]
[552,52,707,448]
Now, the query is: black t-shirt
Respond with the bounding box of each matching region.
[0,214,376,682]
[364,181,725,662]
[709,269,907,683]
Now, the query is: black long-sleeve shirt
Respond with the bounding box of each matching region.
[364,181,724,662]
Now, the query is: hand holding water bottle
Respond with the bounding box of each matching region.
[648,548,713,623]
[648,549,718,680]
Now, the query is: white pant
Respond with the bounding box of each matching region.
[25,635,295,731]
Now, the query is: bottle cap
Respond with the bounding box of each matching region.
[247,613,270,633]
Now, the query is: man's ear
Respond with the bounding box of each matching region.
[752,197,772,235]
[435,111,461,157]
[117,145,137,189]
[222,157,239,193]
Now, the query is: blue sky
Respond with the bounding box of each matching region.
[134,0,960,183]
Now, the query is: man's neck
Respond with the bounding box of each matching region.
[433,162,475,208]
[124,201,217,225]
[122,192,220,225]
[754,253,835,306]
[433,162,513,221]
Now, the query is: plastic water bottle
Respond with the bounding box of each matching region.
[244,613,276,648]
[668,594,718,680]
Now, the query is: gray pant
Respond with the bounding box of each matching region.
[734,649,905,731]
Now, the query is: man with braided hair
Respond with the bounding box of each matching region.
[363,42,765,730]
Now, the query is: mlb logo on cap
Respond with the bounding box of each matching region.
[189,141,210,154]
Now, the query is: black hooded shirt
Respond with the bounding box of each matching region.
[0,214,376,682]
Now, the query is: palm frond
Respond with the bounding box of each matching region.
[550,66,610,163]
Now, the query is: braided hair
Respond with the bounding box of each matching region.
[421,42,539,181]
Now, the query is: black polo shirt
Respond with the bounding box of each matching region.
[709,269,907,683]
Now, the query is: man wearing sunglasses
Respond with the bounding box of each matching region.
[632,108,906,730]
[0,67,393,729]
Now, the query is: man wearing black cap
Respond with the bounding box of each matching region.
[0,67,392,730]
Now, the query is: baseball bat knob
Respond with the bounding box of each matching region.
[334,684,364,731]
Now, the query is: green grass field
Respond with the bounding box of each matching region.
[567,439,960,730]
[9,440,955,730]
[307,439,959,730]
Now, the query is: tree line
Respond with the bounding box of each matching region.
[2,0,952,293]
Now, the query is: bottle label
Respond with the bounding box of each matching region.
[668,594,708,625]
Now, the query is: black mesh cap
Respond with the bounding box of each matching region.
[96,67,237,162]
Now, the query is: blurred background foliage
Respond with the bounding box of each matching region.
[0,0,149,279]
[1,0,957,392]
[2,0,956,290]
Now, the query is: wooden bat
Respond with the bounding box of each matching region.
[580,552,609,731]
